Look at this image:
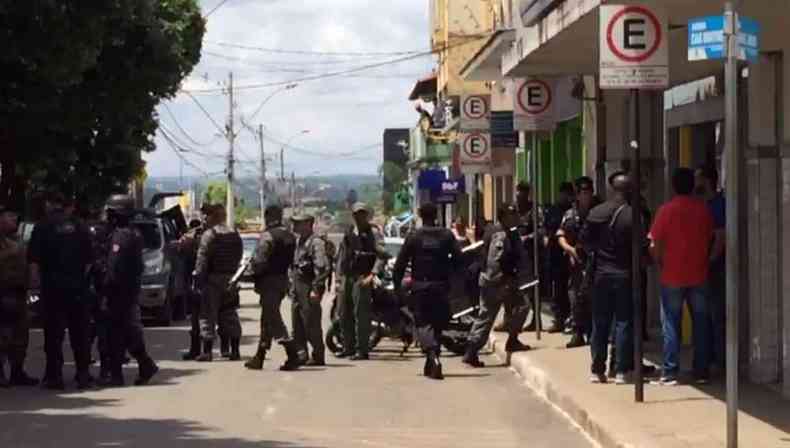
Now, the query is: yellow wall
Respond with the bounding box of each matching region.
[432,0,493,97]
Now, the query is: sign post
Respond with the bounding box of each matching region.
[600,3,668,404]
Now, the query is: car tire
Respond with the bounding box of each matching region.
[325,320,382,354]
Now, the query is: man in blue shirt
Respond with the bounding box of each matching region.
[695,165,726,371]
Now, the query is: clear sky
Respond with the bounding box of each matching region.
[144,0,431,179]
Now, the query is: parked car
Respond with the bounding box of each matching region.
[239,232,260,284]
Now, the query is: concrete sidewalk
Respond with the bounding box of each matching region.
[487,329,790,448]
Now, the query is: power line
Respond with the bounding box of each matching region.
[158,126,225,160]
[184,91,227,135]
[161,103,218,146]
[160,130,213,177]
[205,40,427,56]
[204,0,234,18]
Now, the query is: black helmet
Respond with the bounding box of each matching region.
[106,194,135,215]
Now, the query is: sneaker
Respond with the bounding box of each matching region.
[589,373,607,384]
[658,376,678,386]
[614,372,631,385]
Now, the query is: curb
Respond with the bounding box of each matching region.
[486,333,655,448]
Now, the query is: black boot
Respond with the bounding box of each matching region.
[9,358,39,387]
[0,362,9,388]
[220,337,231,358]
[229,338,241,361]
[196,340,213,362]
[426,352,443,380]
[99,357,112,383]
[134,357,159,386]
[566,331,587,348]
[182,334,201,360]
[244,346,266,370]
[75,371,94,390]
[279,340,302,371]
[505,337,531,353]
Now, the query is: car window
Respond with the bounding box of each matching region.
[133,222,163,251]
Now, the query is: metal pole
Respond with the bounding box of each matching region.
[226,71,235,229]
[259,124,266,230]
[630,88,644,403]
[291,171,296,213]
[724,2,740,446]
[532,132,541,341]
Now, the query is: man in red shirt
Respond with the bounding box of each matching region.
[649,168,714,385]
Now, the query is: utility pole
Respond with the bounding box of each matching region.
[226,71,235,228]
[280,147,285,181]
[724,2,740,446]
[290,171,296,214]
[259,124,266,229]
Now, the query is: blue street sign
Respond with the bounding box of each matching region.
[688,15,760,62]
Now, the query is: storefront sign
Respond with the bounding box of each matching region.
[433,177,466,204]
[600,5,669,90]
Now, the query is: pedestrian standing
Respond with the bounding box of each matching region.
[336,203,389,361]
[28,193,93,390]
[194,205,244,362]
[178,214,208,360]
[584,173,637,385]
[101,195,159,387]
[0,203,38,388]
[393,203,463,380]
[695,165,726,372]
[245,205,301,371]
[290,213,329,366]
[463,204,532,368]
[557,177,599,348]
[545,182,575,334]
[649,168,714,385]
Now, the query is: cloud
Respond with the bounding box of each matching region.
[145,0,431,178]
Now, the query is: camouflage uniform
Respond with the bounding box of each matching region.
[290,228,330,364]
[0,233,31,385]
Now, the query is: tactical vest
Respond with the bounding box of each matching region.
[208,227,243,275]
[481,226,519,277]
[411,227,453,283]
[263,227,295,276]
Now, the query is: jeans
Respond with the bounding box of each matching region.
[590,275,633,375]
[660,284,711,378]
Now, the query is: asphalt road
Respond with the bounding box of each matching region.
[0,289,591,448]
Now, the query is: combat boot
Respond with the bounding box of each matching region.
[279,340,302,371]
[244,346,266,370]
[196,341,213,362]
[505,337,531,353]
[566,331,587,348]
[99,357,112,383]
[134,357,159,386]
[182,334,201,360]
[74,371,94,390]
[425,352,444,380]
[220,337,231,358]
[0,362,9,388]
[229,338,241,361]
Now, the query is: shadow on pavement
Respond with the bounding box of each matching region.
[0,412,324,448]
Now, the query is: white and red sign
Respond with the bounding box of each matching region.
[460,94,491,131]
[514,78,556,131]
[599,5,669,90]
[458,132,492,170]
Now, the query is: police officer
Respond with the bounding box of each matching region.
[557,177,599,348]
[246,204,301,371]
[28,193,93,390]
[102,194,158,386]
[336,202,389,361]
[393,203,462,380]
[86,220,113,381]
[290,213,330,366]
[194,205,243,362]
[463,204,531,368]
[0,203,38,387]
[178,206,211,360]
[545,182,575,334]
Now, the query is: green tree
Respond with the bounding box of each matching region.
[0,1,205,211]
[202,181,255,227]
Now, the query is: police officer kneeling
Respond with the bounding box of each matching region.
[194,205,243,362]
[393,203,462,380]
[102,195,158,386]
[463,203,531,368]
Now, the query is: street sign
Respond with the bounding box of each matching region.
[514,78,556,131]
[600,5,669,90]
[460,94,491,131]
[459,132,492,171]
[688,15,760,62]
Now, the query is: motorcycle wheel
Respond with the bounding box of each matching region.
[325,320,383,354]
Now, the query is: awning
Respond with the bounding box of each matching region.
[505,0,788,87]
[408,73,438,101]
[460,29,517,82]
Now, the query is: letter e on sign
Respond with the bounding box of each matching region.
[600,5,668,89]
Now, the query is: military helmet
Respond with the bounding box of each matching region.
[105,194,135,215]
